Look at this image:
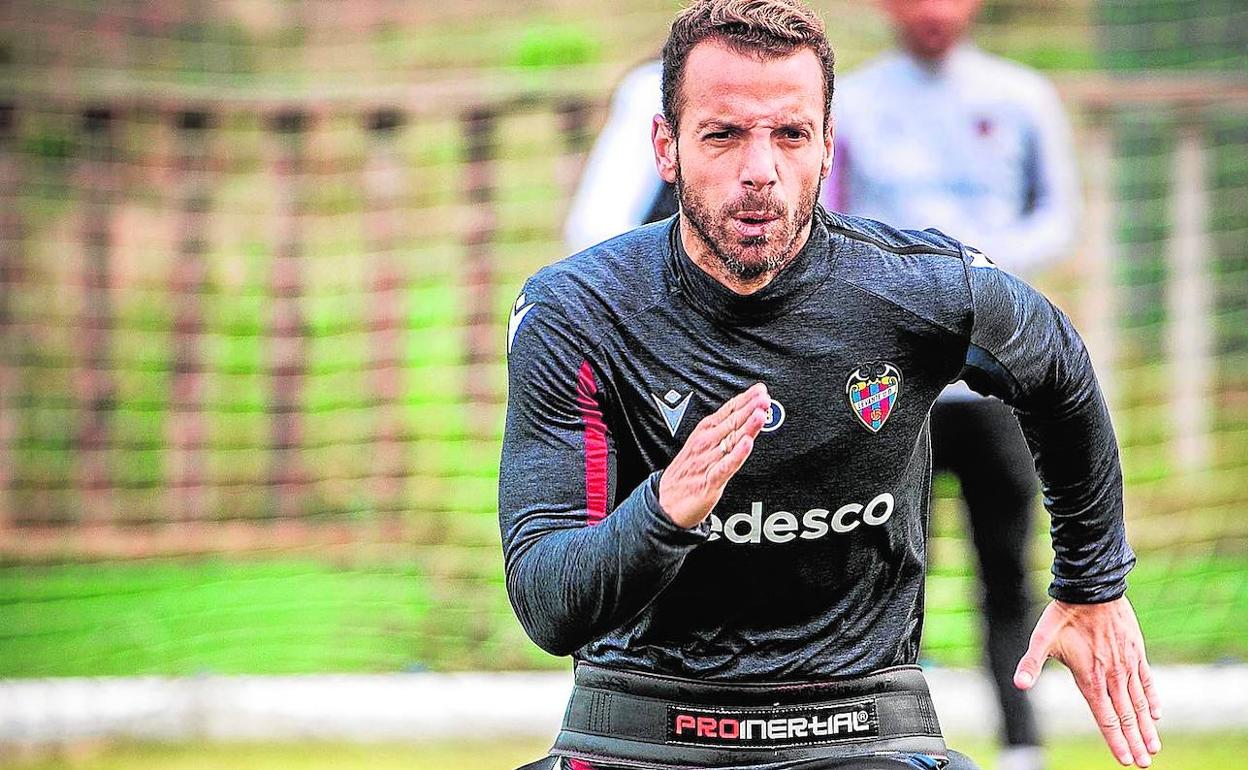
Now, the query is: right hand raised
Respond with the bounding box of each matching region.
[658,383,771,529]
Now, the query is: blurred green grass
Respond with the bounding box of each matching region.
[0,560,433,676]
[1,540,1244,677]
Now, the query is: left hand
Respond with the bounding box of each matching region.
[1014,596,1162,768]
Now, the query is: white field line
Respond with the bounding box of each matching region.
[0,666,1244,744]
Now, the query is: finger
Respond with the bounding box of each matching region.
[1107,668,1152,767]
[1074,671,1134,767]
[702,383,769,441]
[1131,664,1162,754]
[1138,656,1162,722]
[705,383,767,425]
[699,405,766,467]
[1013,624,1056,690]
[709,409,767,484]
[710,404,764,461]
[713,432,756,482]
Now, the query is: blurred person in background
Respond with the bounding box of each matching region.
[823,3,1080,769]
[504,1,1157,769]
[563,57,676,254]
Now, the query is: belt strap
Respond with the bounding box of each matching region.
[552,664,946,769]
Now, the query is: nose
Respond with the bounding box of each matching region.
[739,135,778,191]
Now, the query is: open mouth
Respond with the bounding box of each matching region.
[734,211,779,225]
[732,212,780,238]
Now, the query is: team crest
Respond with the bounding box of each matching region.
[845,362,902,433]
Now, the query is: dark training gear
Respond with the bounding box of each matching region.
[500,208,1132,680]
[930,398,1041,748]
[500,207,1130,770]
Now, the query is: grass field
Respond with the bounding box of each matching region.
[3,537,1245,678]
[8,733,1248,770]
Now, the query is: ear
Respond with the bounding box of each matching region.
[653,114,679,184]
[821,114,835,180]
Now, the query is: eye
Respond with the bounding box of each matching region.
[781,128,808,141]
[704,130,733,141]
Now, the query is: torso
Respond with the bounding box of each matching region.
[547,211,973,679]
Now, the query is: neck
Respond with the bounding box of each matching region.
[678,216,813,296]
[903,40,967,70]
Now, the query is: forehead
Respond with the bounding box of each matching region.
[678,39,825,127]
[885,0,981,21]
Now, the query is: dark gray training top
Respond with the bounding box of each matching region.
[498,207,1133,681]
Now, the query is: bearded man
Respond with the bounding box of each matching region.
[499,2,1161,769]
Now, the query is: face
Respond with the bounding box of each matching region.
[882,0,982,61]
[653,39,832,284]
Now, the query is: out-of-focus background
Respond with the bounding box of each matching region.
[0,0,1244,768]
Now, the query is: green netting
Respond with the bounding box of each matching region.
[0,0,1244,677]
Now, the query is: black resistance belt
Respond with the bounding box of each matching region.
[551,663,947,769]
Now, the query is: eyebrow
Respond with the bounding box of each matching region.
[694,117,817,133]
[777,117,818,132]
[694,119,742,133]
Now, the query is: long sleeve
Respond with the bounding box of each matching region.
[969,78,1080,275]
[954,247,1135,603]
[498,281,706,656]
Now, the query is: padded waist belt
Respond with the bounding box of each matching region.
[552,663,947,769]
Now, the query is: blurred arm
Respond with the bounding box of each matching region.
[978,80,1081,275]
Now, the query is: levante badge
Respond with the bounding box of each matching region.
[845,362,902,433]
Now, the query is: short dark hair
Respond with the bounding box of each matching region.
[661,0,836,132]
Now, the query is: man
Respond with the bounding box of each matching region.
[821,4,1081,769]
[500,2,1160,768]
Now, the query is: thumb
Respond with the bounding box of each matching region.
[1013,632,1051,691]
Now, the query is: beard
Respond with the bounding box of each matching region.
[675,162,821,282]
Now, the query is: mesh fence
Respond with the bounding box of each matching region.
[0,0,1246,676]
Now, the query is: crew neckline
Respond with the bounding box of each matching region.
[897,42,978,81]
[666,208,833,326]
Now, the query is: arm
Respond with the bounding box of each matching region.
[499,286,701,655]
[499,283,769,655]
[955,250,1161,767]
[975,80,1081,275]
[959,252,1129,601]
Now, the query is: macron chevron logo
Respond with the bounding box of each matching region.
[967,246,997,270]
[507,293,535,354]
[651,388,693,437]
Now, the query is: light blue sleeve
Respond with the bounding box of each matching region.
[974,75,1081,275]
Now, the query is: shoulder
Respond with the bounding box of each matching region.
[825,209,965,261]
[822,210,975,336]
[611,59,663,112]
[840,53,904,88]
[619,59,662,90]
[520,219,677,346]
[960,48,1064,112]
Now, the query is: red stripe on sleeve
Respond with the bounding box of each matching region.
[568,760,597,770]
[576,360,609,525]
